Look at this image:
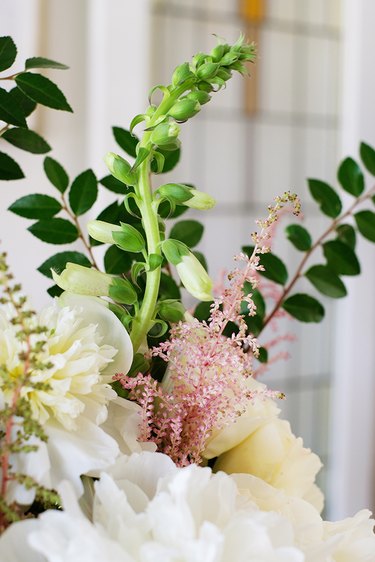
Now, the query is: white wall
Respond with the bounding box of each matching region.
[329,0,375,519]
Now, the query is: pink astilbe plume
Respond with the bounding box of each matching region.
[116,192,301,466]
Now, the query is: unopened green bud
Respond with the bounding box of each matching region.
[210,43,228,62]
[192,52,206,68]
[112,224,146,253]
[158,299,185,323]
[105,152,136,186]
[157,183,193,204]
[196,62,220,80]
[146,104,157,117]
[186,90,211,105]
[87,220,122,244]
[150,122,180,146]
[108,277,137,305]
[197,81,214,93]
[221,51,239,66]
[172,62,194,87]
[161,239,189,266]
[184,189,216,210]
[217,68,232,81]
[168,99,200,121]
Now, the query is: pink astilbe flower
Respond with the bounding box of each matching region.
[116,192,300,466]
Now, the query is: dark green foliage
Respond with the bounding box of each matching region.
[336,224,356,249]
[305,264,347,298]
[0,36,17,71]
[360,141,375,176]
[9,194,61,219]
[308,179,342,218]
[68,170,98,216]
[0,151,24,180]
[282,294,325,323]
[337,157,364,196]
[28,218,78,244]
[112,127,138,157]
[170,220,204,247]
[15,73,72,112]
[43,157,69,193]
[38,251,91,279]
[323,240,360,276]
[285,224,312,251]
[2,128,51,154]
[354,210,375,242]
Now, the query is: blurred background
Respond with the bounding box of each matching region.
[1,0,375,519]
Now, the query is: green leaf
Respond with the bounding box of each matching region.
[285,224,312,251]
[8,87,36,117]
[337,157,364,196]
[242,246,288,285]
[258,347,268,363]
[109,278,138,305]
[194,300,213,321]
[132,147,150,170]
[360,141,375,176]
[305,264,347,298]
[15,73,73,112]
[159,272,181,300]
[0,88,27,127]
[354,210,375,242]
[104,245,132,274]
[69,169,98,216]
[44,156,69,193]
[282,293,325,323]
[99,175,128,194]
[47,285,63,298]
[244,314,263,337]
[0,36,17,72]
[112,127,138,157]
[169,220,204,247]
[151,147,181,173]
[307,179,342,218]
[28,218,78,244]
[9,194,61,219]
[25,57,69,70]
[323,240,361,276]
[0,151,24,180]
[148,253,163,271]
[2,127,51,154]
[336,224,356,250]
[192,250,208,271]
[38,251,91,279]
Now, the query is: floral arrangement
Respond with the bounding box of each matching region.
[1,33,375,561]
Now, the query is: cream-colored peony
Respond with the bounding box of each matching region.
[0,452,305,562]
[0,295,133,504]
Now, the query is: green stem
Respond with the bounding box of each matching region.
[130,83,192,352]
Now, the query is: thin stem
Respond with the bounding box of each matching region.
[261,185,375,332]
[60,196,99,269]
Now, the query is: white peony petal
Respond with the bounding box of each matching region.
[0,519,44,562]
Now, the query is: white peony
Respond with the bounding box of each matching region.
[0,295,133,504]
[0,452,305,562]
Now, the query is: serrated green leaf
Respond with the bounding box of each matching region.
[151,147,181,173]
[354,210,375,242]
[99,174,128,194]
[336,224,356,250]
[0,88,27,127]
[282,293,325,323]
[15,73,73,112]
[9,194,61,219]
[360,141,375,176]
[305,264,347,298]
[2,127,51,154]
[8,87,36,117]
[43,156,69,193]
[0,36,17,72]
[25,57,69,70]
[112,127,138,157]
[323,240,361,276]
[0,151,24,180]
[337,157,364,196]
[285,224,312,251]
[38,251,91,279]
[308,179,342,218]
[104,245,132,274]
[242,246,288,285]
[169,220,204,247]
[28,218,78,244]
[69,169,97,216]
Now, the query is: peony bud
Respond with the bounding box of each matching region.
[184,189,216,210]
[105,152,136,186]
[87,220,122,245]
[150,122,180,147]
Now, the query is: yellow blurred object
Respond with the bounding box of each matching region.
[239,0,266,23]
